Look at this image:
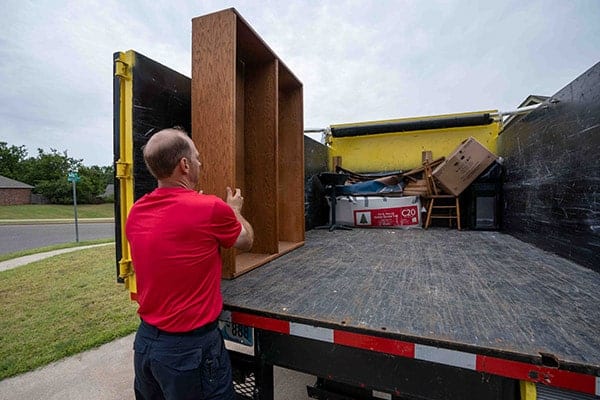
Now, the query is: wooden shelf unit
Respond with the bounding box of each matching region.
[192,9,304,279]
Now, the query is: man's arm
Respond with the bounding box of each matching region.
[226,187,254,251]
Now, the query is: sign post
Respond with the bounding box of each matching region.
[67,171,81,243]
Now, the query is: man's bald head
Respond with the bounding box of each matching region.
[143,128,194,179]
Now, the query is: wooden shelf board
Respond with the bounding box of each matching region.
[224,241,305,279]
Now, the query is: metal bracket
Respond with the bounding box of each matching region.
[118,258,132,279]
[114,55,131,80]
[115,160,131,180]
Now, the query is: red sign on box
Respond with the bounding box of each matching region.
[353,205,419,227]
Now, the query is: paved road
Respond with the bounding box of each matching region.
[0,222,114,254]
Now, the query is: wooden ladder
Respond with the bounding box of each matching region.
[423,160,461,230]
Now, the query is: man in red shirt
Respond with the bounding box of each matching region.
[126,127,253,400]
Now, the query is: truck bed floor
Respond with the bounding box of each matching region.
[221,229,600,373]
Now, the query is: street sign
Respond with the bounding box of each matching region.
[68,171,80,242]
[67,172,80,182]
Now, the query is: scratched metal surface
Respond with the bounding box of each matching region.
[498,62,600,272]
[222,228,600,373]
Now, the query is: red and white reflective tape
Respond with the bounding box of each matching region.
[222,311,600,397]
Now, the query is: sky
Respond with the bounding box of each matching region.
[1,0,599,167]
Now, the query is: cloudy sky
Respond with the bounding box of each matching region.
[1,0,599,166]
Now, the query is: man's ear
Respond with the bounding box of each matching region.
[179,157,189,173]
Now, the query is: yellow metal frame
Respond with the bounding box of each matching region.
[326,111,500,172]
[519,380,536,400]
[114,50,137,296]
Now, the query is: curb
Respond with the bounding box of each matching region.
[0,218,114,225]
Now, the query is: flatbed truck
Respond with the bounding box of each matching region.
[113,49,599,400]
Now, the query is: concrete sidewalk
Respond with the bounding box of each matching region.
[0,333,314,399]
[0,218,114,225]
[0,334,136,400]
[0,243,113,272]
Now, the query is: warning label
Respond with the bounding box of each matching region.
[354,205,419,227]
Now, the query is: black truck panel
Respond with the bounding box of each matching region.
[498,61,600,272]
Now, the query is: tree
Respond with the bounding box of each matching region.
[78,165,113,203]
[20,148,82,186]
[1,141,115,204]
[101,165,114,186]
[0,142,28,179]
[35,179,73,204]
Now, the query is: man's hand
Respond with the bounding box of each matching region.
[226,186,243,213]
[226,186,254,251]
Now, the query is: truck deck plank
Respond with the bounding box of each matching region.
[221,229,600,374]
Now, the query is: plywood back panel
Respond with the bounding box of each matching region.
[278,82,304,243]
[244,60,279,254]
[236,13,275,66]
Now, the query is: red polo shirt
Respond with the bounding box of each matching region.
[126,187,241,332]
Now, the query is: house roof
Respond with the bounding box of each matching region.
[517,95,550,108]
[502,94,550,130]
[0,175,34,189]
[103,184,114,197]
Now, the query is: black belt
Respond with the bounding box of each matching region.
[140,319,218,337]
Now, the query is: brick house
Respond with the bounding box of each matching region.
[0,175,34,205]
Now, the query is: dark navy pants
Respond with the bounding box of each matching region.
[133,320,234,400]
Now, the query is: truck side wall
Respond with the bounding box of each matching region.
[304,136,329,230]
[497,62,600,272]
[328,111,500,173]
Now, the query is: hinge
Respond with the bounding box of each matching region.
[118,258,133,279]
[115,54,132,80]
[115,160,131,179]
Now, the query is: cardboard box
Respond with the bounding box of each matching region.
[432,137,498,196]
[335,195,422,228]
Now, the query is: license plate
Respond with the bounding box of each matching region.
[219,321,253,347]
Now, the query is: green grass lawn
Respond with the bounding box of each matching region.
[0,203,114,219]
[0,239,114,263]
[0,244,139,380]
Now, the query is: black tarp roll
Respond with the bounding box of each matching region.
[330,113,494,138]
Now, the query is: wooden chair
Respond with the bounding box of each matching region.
[423,160,461,230]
